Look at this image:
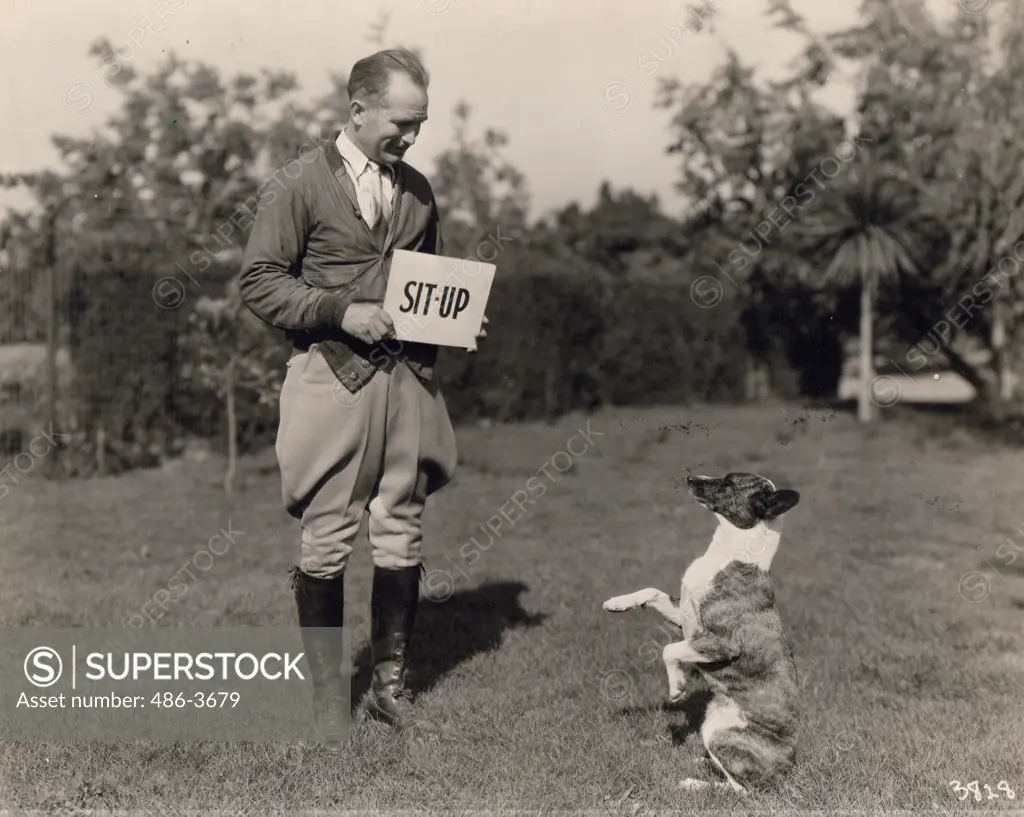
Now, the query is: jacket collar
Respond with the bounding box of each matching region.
[321,130,404,249]
[333,127,392,182]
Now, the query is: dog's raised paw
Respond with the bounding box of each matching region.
[666,672,687,702]
[603,595,634,612]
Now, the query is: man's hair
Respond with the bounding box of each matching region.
[347,48,429,107]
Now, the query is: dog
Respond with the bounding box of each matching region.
[603,472,801,794]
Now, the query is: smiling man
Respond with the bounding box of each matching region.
[239,48,477,748]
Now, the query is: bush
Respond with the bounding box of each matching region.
[66,237,187,461]
[741,273,845,401]
[53,243,832,469]
[437,246,749,423]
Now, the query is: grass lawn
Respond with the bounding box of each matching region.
[1,401,1023,815]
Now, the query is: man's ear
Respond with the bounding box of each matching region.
[350,99,367,125]
[752,489,800,520]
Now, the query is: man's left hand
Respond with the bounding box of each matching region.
[468,315,489,354]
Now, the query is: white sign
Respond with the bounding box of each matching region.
[383,249,496,349]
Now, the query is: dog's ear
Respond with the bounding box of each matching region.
[752,489,800,520]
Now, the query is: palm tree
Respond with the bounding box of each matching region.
[794,161,929,422]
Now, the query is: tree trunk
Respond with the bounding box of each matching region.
[744,356,771,401]
[96,425,106,476]
[744,355,758,401]
[991,297,1013,415]
[596,275,615,409]
[544,360,559,423]
[859,273,875,423]
[899,278,992,398]
[224,356,237,494]
[44,207,58,479]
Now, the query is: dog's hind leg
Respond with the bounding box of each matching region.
[705,749,746,793]
[679,695,756,794]
[702,718,787,795]
[678,744,747,793]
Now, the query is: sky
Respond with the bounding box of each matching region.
[0,0,965,224]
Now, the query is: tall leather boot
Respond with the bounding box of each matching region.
[366,564,434,733]
[291,567,347,752]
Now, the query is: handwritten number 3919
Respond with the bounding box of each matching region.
[949,780,1015,801]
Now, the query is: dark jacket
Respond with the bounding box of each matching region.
[238,132,444,393]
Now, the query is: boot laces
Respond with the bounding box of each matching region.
[391,688,414,709]
[316,688,346,734]
[387,666,413,704]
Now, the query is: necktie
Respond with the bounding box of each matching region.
[378,163,392,224]
[361,162,392,229]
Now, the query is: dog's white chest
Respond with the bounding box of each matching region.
[682,517,782,608]
[678,554,726,637]
[681,553,730,607]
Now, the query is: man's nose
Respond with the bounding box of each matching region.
[402,123,421,146]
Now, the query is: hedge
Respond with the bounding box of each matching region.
[49,245,840,470]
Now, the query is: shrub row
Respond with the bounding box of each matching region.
[47,246,842,467]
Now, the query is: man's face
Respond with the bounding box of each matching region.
[350,71,428,166]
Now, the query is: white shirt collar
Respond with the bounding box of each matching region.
[336,127,390,179]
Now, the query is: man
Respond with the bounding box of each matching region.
[239,48,481,748]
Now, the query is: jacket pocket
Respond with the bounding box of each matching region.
[296,344,341,392]
[304,260,385,300]
[302,250,377,286]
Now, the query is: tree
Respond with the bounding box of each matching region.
[653,29,852,401]
[793,162,933,421]
[180,280,285,493]
[533,182,684,278]
[431,102,530,256]
[0,205,50,343]
[775,0,1024,414]
[426,103,536,412]
[0,40,331,467]
[665,0,1024,415]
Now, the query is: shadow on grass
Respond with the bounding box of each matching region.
[350,579,548,712]
[611,673,715,747]
[665,688,714,745]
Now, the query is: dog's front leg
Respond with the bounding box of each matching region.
[603,588,665,613]
[662,636,732,702]
[662,641,698,702]
[603,589,684,627]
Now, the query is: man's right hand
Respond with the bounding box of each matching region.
[340,302,395,345]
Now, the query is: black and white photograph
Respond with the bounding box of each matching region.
[1,0,1023,813]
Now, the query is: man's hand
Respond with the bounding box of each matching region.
[341,303,395,345]
[468,314,489,353]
